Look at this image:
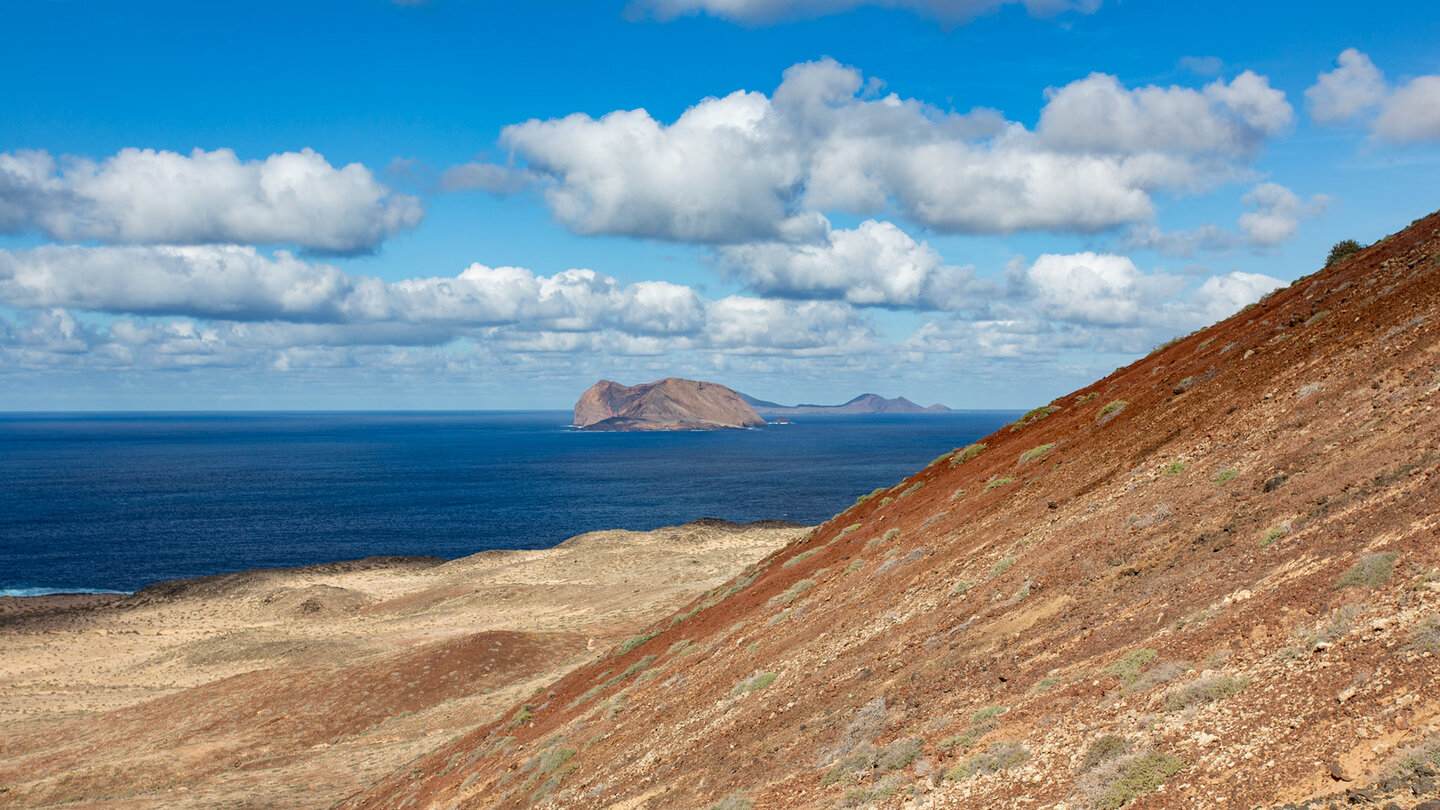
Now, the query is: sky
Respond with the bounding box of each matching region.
[2,0,1437,411]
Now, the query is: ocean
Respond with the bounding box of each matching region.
[0,410,1018,595]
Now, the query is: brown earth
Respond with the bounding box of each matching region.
[573,378,767,431]
[342,210,1440,810]
[0,520,806,809]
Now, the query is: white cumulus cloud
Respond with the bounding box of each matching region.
[0,148,423,253]
[717,218,978,308]
[1306,49,1440,143]
[494,58,1292,244]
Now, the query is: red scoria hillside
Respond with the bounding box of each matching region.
[345,211,1440,810]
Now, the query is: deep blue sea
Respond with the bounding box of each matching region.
[0,411,1018,595]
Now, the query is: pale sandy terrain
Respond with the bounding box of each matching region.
[0,519,806,809]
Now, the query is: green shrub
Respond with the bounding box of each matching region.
[1326,239,1363,267]
[1107,649,1158,686]
[1014,405,1060,428]
[1406,615,1440,653]
[952,443,987,465]
[1080,734,1130,773]
[507,704,535,728]
[775,579,816,604]
[1260,527,1286,548]
[940,721,994,750]
[1212,468,1238,484]
[845,559,866,575]
[1020,443,1055,463]
[856,487,886,504]
[1031,676,1061,694]
[783,548,819,568]
[943,742,1029,781]
[1163,461,1185,475]
[971,705,1007,723]
[1097,400,1128,424]
[949,579,975,596]
[1336,552,1398,588]
[877,737,924,770]
[1076,392,1098,404]
[1164,675,1248,711]
[990,557,1015,578]
[1084,750,1185,810]
[707,794,754,810]
[840,523,862,536]
[731,671,777,696]
[900,481,924,497]
[617,630,658,655]
[984,477,1016,492]
[621,654,657,679]
[533,747,576,775]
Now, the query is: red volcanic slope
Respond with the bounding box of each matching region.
[349,211,1440,809]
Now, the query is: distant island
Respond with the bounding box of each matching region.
[573,378,766,431]
[738,391,951,415]
[573,378,951,431]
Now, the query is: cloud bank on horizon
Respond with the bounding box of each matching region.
[1,0,1437,408]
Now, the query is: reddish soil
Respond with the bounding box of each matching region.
[343,211,1440,809]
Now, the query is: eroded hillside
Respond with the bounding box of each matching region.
[345,211,1440,810]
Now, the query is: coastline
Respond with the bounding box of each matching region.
[0,519,806,809]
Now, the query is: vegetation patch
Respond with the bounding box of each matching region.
[1406,615,1440,654]
[971,705,1007,723]
[877,737,924,770]
[1031,676,1061,694]
[990,557,1015,578]
[900,482,925,497]
[617,630,659,656]
[840,523,863,536]
[621,654,658,680]
[840,777,903,807]
[940,721,994,751]
[1163,461,1185,475]
[1384,736,1440,781]
[951,442,987,465]
[1012,405,1060,430]
[1020,443,1056,463]
[949,579,976,597]
[782,548,819,568]
[1079,749,1185,810]
[1164,675,1248,711]
[856,487,886,505]
[1325,238,1363,267]
[1260,526,1286,548]
[773,579,816,605]
[1212,468,1238,484]
[1106,649,1158,686]
[731,671,777,696]
[845,559,866,575]
[1097,400,1129,424]
[1080,734,1130,773]
[1076,392,1098,404]
[707,794,754,810]
[1336,552,1398,589]
[506,704,535,729]
[943,742,1029,781]
[1125,660,1189,695]
[984,477,1016,492]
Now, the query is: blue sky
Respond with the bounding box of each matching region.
[2,0,1437,410]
